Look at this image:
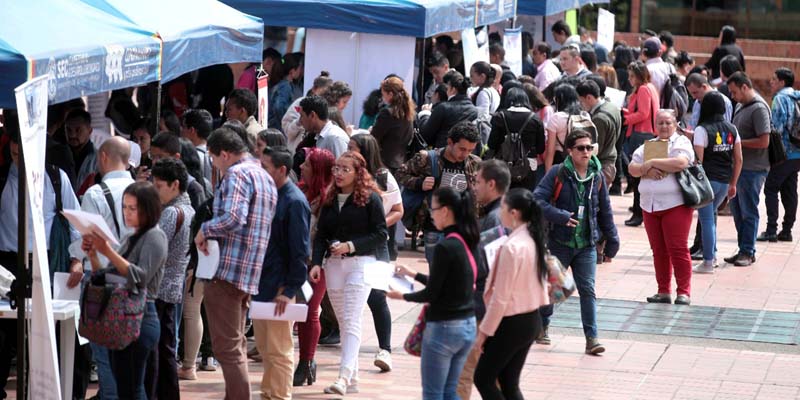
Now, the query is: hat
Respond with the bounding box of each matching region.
[642,37,661,58]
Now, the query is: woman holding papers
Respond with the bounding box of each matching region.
[388,186,479,400]
[308,151,388,396]
[628,110,695,305]
[348,133,403,372]
[81,181,168,398]
[473,188,549,400]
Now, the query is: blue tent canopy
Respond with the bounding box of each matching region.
[223,0,517,37]
[518,0,609,16]
[81,0,264,83]
[0,0,162,108]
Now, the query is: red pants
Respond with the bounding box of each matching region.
[297,270,326,361]
[643,205,693,296]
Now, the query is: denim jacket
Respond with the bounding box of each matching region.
[533,159,620,257]
[771,87,800,160]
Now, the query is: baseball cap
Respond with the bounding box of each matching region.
[642,37,661,57]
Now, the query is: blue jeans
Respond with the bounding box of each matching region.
[90,343,118,400]
[540,242,598,338]
[730,170,768,256]
[423,231,444,266]
[420,317,476,400]
[110,302,160,400]
[698,180,730,262]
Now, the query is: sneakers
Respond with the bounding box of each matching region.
[178,366,197,380]
[535,326,551,345]
[374,350,393,372]
[724,252,755,267]
[646,293,672,304]
[89,364,98,383]
[585,337,605,355]
[777,230,793,242]
[674,295,691,305]
[757,231,778,242]
[693,261,716,274]
[324,378,348,395]
[199,357,217,372]
[690,247,704,261]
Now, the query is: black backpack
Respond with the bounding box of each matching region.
[498,112,535,183]
[661,73,689,122]
[788,95,800,148]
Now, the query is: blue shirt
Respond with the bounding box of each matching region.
[254,181,310,302]
[690,91,733,128]
[771,87,800,160]
[0,164,80,252]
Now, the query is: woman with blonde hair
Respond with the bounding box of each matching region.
[372,77,416,172]
[597,63,619,89]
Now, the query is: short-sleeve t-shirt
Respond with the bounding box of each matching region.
[545,112,570,152]
[693,126,741,147]
[439,157,469,191]
[732,94,772,172]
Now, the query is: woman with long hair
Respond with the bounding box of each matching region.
[544,84,584,171]
[469,61,500,116]
[82,181,167,398]
[474,189,549,400]
[293,147,336,386]
[308,152,387,396]
[388,186,480,400]
[622,60,660,227]
[612,46,636,94]
[371,77,416,172]
[269,52,305,129]
[488,88,545,189]
[705,25,746,81]
[348,134,404,372]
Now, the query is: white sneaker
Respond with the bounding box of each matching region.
[693,261,715,274]
[374,350,393,372]
[324,377,348,395]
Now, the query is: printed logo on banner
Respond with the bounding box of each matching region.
[105,45,125,84]
[46,57,57,101]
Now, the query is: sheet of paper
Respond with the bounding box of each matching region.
[381,190,402,215]
[644,140,669,162]
[363,261,395,291]
[196,240,220,280]
[301,281,313,301]
[250,302,309,322]
[61,209,119,246]
[484,235,508,271]
[605,87,626,109]
[389,274,414,294]
[53,272,81,301]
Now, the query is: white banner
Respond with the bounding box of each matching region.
[503,27,523,77]
[597,9,615,53]
[461,27,490,75]
[15,75,61,400]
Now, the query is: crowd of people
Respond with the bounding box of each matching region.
[0,19,798,400]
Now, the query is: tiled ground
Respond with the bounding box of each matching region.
[9,191,800,399]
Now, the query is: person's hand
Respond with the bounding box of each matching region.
[309,265,322,283]
[273,294,291,316]
[644,168,664,180]
[475,332,488,353]
[329,243,350,256]
[395,264,417,278]
[422,104,433,111]
[194,230,208,255]
[566,218,579,228]
[67,260,84,288]
[727,184,737,199]
[422,176,435,191]
[81,236,95,255]
[135,166,151,182]
[386,290,404,300]
[90,233,112,257]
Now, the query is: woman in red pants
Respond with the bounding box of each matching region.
[628,110,696,305]
[295,147,336,386]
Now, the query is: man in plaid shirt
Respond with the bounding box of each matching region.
[195,127,277,400]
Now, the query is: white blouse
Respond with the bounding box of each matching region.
[631,133,695,212]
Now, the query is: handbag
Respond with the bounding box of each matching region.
[546,252,576,304]
[676,163,714,209]
[403,232,477,357]
[78,271,147,350]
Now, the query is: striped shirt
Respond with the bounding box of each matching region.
[201,156,277,294]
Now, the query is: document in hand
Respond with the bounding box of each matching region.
[363,261,395,291]
[196,240,220,280]
[53,272,81,301]
[644,139,669,162]
[389,274,414,293]
[381,190,402,215]
[61,209,119,246]
[250,302,309,321]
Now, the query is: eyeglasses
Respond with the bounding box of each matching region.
[572,145,594,152]
[430,205,444,212]
[331,166,353,175]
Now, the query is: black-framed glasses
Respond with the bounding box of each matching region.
[572,145,594,152]
[430,205,444,212]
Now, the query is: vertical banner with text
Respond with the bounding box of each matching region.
[257,74,269,128]
[597,9,615,53]
[503,27,523,77]
[15,75,61,400]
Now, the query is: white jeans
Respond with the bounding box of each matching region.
[324,255,374,384]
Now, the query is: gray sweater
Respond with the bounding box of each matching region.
[105,226,168,301]
[157,193,195,304]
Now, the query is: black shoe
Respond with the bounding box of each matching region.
[646,293,672,303]
[777,230,793,242]
[624,215,643,227]
[674,295,691,305]
[723,252,739,264]
[690,248,704,261]
[318,329,340,345]
[293,360,316,386]
[733,253,756,267]
[628,206,635,212]
[624,185,634,194]
[756,231,778,242]
[609,185,622,196]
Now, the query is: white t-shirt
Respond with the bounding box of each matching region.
[692,126,741,148]
[381,172,402,216]
[632,133,695,212]
[546,112,570,151]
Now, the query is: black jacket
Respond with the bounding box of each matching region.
[371,108,413,171]
[420,94,478,148]
[488,108,545,157]
[706,44,746,80]
[312,191,388,265]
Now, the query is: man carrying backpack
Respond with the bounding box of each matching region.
[758,68,800,242]
[643,37,688,122]
[577,79,621,186]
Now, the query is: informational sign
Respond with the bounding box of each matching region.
[257,74,269,127]
[503,27,523,77]
[597,8,615,54]
[462,27,490,74]
[15,75,61,400]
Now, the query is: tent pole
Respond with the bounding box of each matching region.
[418,38,426,107]
[151,82,162,136]
[16,135,28,400]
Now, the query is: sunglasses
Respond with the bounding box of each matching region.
[572,145,594,152]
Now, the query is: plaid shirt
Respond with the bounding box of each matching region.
[771,87,800,160]
[202,156,277,294]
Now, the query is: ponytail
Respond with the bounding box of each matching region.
[504,188,548,282]
[433,186,480,250]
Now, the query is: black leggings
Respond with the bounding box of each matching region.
[474,310,542,400]
[367,289,392,352]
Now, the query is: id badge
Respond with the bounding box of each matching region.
[576,205,585,219]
